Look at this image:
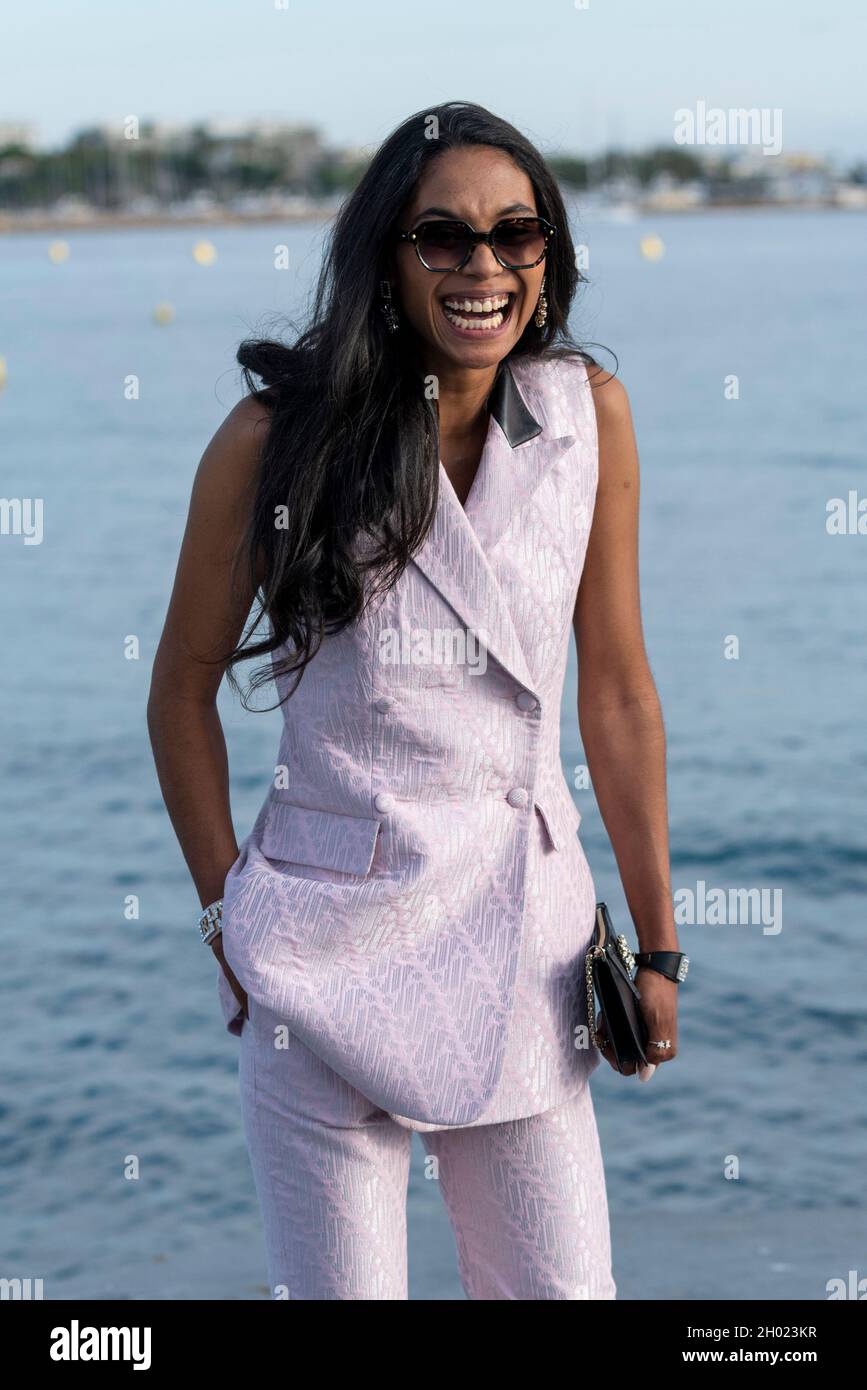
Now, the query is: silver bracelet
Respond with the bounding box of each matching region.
[198,898,223,944]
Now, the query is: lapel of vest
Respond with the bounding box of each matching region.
[410,357,576,694]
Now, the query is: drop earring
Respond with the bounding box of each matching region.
[379,279,399,333]
[534,278,548,328]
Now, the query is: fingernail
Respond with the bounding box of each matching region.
[638,1063,657,1083]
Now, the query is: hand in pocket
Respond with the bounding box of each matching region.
[211,935,248,1019]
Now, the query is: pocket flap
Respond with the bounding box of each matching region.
[534,794,582,851]
[261,799,381,876]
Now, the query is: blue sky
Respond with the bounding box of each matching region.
[4,0,865,161]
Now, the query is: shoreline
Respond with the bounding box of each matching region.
[0,208,338,235]
[1,200,864,237]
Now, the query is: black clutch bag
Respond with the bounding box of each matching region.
[585,902,649,1072]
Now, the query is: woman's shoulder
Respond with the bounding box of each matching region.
[515,350,622,396]
[226,389,275,438]
[554,349,627,391]
[211,392,273,457]
[584,361,630,420]
[551,352,631,426]
[194,393,273,500]
[512,352,631,434]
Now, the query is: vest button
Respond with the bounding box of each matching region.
[515,691,538,712]
[506,787,529,809]
[374,697,395,714]
[374,792,395,814]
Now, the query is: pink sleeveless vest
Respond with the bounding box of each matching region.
[220,353,601,1128]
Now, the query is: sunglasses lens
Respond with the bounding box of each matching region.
[492,219,548,266]
[415,222,472,269]
[411,218,549,269]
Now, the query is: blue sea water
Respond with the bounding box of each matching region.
[1,209,865,1299]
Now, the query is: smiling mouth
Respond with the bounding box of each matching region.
[440,292,515,333]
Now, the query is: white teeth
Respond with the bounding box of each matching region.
[443,293,510,313]
[441,292,511,331]
[442,308,505,331]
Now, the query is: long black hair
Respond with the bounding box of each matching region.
[228,100,591,706]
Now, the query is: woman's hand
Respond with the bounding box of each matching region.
[211,935,249,1019]
[635,967,678,1066]
[596,967,679,1076]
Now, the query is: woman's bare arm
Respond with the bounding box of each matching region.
[147,396,271,996]
[573,367,680,1066]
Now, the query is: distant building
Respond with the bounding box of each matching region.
[0,122,36,150]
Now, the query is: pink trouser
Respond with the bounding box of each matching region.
[237,996,616,1300]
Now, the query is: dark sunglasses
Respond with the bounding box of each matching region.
[398,216,555,272]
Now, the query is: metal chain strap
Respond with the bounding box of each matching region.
[585,933,638,1051]
[585,945,603,1048]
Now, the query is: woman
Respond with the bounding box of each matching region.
[148,101,684,1301]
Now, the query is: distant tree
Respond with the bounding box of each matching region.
[632,146,704,184]
[548,156,589,189]
[313,156,370,196]
[552,145,705,190]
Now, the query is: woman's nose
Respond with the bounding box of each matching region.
[465,241,502,277]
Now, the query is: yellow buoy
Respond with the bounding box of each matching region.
[0,355,7,389]
[640,234,665,261]
[48,240,70,263]
[192,240,217,266]
[152,302,175,325]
